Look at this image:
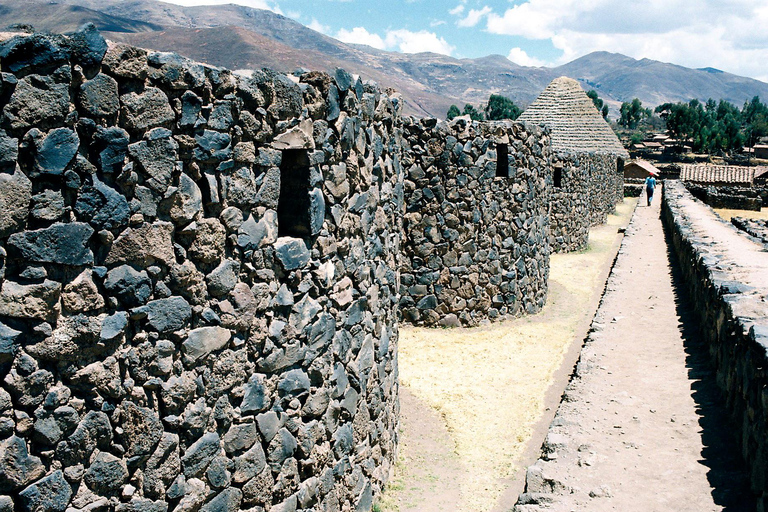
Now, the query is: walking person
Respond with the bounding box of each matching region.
[645,174,657,206]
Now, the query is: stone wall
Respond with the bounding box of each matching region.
[731,217,768,245]
[0,28,403,512]
[398,117,551,327]
[587,153,623,227]
[548,153,590,253]
[662,181,768,509]
[548,152,623,253]
[686,184,762,211]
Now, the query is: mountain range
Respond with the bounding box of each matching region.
[3,0,768,118]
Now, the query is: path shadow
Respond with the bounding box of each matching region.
[663,225,756,511]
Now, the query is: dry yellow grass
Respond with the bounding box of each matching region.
[713,207,768,222]
[388,198,638,511]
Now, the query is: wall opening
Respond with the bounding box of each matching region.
[278,149,311,238]
[554,165,563,188]
[617,157,625,176]
[496,143,509,177]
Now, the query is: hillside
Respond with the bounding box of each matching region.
[3,0,768,117]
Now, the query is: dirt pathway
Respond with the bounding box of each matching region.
[379,200,638,512]
[516,191,755,511]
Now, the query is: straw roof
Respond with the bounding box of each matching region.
[519,76,629,159]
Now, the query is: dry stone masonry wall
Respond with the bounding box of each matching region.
[587,153,623,227]
[399,116,551,327]
[548,153,590,253]
[663,181,768,509]
[0,27,404,512]
[548,152,623,253]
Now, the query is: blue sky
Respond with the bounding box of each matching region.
[164,0,768,82]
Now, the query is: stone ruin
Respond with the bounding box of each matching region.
[399,117,551,327]
[518,77,627,253]
[0,27,624,512]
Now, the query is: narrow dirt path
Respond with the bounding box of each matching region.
[517,191,755,511]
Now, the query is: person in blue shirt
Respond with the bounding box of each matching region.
[645,174,657,206]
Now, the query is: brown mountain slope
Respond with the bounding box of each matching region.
[0,2,162,33]
[4,0,768,117]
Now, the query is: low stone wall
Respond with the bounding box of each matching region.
[399,117,551,326]
[686,184,762,211]
[731,217,768,245]
[0,28,402,512]
[662,181,768,508]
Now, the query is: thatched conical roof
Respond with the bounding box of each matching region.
[519,76,629,158]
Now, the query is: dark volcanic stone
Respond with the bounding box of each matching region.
[30,190,65,222]
[104,265,152,307]
[3,70,70,130]
[200,487,242,512]
[132,296,192,333]
[83,452,128,495]
[274,237,310,271]
[32,128,79,177]
[206,259,240,297]
[0,321,21,363]
[128,128,178,194]
[0,33,69,75]
[180,91,203,128]
[67,23,108,69]
[181,432,220,478]
[194,130,231,162]
[334,68,353,92]
[0,132,18,171]
[309,188,325,235]
[116,499,168,512]
[101,311,128,342]
[74,177,130,230]
[94,126,130,174]
[8,222,94,266]
[78,73,119,118]
[277,369,310,398]
[240,375,268,414]
[268,74,303,121]
[18,470,71,512]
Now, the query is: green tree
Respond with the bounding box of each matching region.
[485,94,521,120]
[619,98,648,129]
[587,90,609,119]
[743,96,768,147]
[462,103,483,121]
[446,104,460,120]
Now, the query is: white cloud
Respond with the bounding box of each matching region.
[307,18,331,35]
[484,0,768,82]
[457,6,491,28]
[334,26,454,55]
[385,29,455,55]
[507,47,546,67]
[449,4,465,16]
[336,27,387,50]
[162,0,283,14]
